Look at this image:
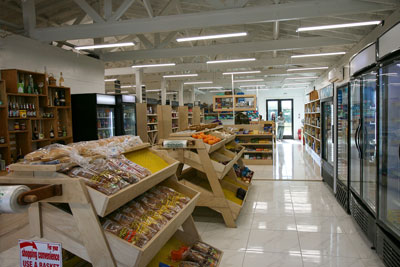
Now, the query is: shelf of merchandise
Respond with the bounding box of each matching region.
[0,139,222,267]
[164,128,251,228]
[0,70,73,166]
[136,103,160,145]
[213,95,257,112]
[304,90,321,160]
[226,122,275,165]
[171,105,179,133]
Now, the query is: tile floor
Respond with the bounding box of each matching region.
[0,141,385,267]
[193,141,385,267]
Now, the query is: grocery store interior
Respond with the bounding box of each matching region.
[0,1,399,267]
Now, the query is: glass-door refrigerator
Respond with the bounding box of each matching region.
[336,83,350,213]
[116,95,136,136]
[348,43,378,245]
[376,53,400,263]
[72,94,116,142]
[321,97,334,189]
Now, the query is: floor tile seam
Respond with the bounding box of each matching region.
[290,190,305,267]
[242,211,256,267]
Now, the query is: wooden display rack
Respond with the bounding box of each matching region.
[161,137,250,228]
[304,90,321,160]
[225,123,274,165]
[0,69,73,166]
[0,144,221,267]
[213,95,257,112]
[136,103,160,145]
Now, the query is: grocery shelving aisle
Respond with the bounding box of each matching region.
[194,140,385,267]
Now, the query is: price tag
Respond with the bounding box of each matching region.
[19,240,62,267]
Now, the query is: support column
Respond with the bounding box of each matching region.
[179,82,184,106]
[191,88,195,105]
[135,68,144,103]
[161,79,167,105]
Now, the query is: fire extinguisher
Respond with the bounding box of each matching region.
[298,129,302,140]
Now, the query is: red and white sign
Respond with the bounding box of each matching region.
[19,240,62,267]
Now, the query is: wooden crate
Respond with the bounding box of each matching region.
[34,176,200,267]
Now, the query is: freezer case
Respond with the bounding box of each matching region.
[378,59,400,240]
[321,98,334,190]
[72,94,116,142]
[336,84,350,213]
[116,95,136,136]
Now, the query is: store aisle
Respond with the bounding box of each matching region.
[194,180,384,267]
[251,140,322,181]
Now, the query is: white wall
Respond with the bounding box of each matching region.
[0,33,104,94]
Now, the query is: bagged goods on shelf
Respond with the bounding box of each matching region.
[179,262,200,267]
[192,241,221,260]
[103,186,190,247]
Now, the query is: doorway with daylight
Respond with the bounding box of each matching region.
[266,99,294,139]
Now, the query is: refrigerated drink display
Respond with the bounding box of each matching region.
[123,104,136,136]
[97,107,115,139]
[337,85,349,187]
[361,72,377,212]
[322,101,334,166]
[350,79,362,195]
[379,60,400,237]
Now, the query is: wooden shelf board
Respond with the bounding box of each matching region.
[242,158,273,165]
[31,139,50,143]
[238,142,272,146]
[244,150,272,154]
[54,136,72,141]
[47,85,70,89]
[305,99,320,104]
[147,122,158,125]
[0,143,8,148]
[7,93,41,97]
[304,132,321,142]
[147,114,157,116]
[305,112,320,115]
[148,130,158,132]
[305,123,321,129]
[8,117,32,120]
[47,106,71,109]
[0,105,6,109]
[236,133,272,137]
[8,130,28,134]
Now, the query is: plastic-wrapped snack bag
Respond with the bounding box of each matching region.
[145,210,168,226]
[192,241,221,260]
[158,206,177,220]
[185,249,208,265]
[108,157,148,180]
[130,221,158,240]
[118,155,151,178]
[109,211,136,226]
[123,201,146,217]
[105,159,140,184]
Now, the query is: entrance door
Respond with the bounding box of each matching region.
[266,99,294,139]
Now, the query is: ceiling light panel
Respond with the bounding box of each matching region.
[239,85,267,88]
[297,21,381,32]
[285,76,318,80]
[223,71,261,75]
[163,74,198,78]
[104,79,117,82]
[198,86,224,89]
[291,52,346,58]
[234,79,264,82]
[287,67,329,71]
[76,42,135,50]
[177,32,247,42]
[283,83,310,86]
[207,58,256,64]
[131,63,176,68]
[209,90,232,93]
[184,81,213,85]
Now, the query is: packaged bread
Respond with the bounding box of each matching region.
[24,149,48,162]
[102,219,148,248]
[192,241,221,260]
[123,202,146,217]
[39,144,75,162]
[109,212,136,226]
[105,159,140,184]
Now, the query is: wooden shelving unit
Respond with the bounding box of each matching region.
[304,90,321,159]
[226,123,275,165]
[0,69,73,166]
[136,102,161,145]
[192,106,201,125]
[178,106,188,131]
[164,128,251,228]
[213,94,257,112]
[171,105,179,133]
[0,142,222,267]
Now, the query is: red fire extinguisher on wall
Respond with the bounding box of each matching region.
[298,129,302,140]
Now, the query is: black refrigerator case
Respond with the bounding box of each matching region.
[72,94,116,142]
[336,83,350,213]
[375,23,400,265]
[349,43,378,246]
[321,94,335,190]
[115,95,136,136]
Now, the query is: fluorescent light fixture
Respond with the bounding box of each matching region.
[166,92,178,94]
[76,42,135,50]
[239,85,267,88]
[287,67,329,71]
[297,21,381,32]
[146,89,161,92]
[291,52,346,58]
[210,90,232,93]
[104,78,117,82]
[285,76,318,80]
[96,94,116,105]
[121,91,130,94]
[284,83,310,86]
[163,74,198,78]
[184,81,213,85]
[207,58,256,64]
[106,92,114,94]
[282,87,307,90]
[131,63,176,68]
[234,79,264,83]
[121,85,135,88]
[243,88,269,91]
[223,70,261,75]
[177,32,247,42]
[198,86,224,90]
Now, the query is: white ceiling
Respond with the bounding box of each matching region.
[1,0,399,93]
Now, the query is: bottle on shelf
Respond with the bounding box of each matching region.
[16,148,24,162]
[18,73,24,93]
[50,125,55,139]
[27,74,34,94]
[59,91,66,106]
[54,91,59,106]
[59,72,64,87]
[33,121,39,140]
[39,121,44,140]
[57,122,62,137]
[62,126,67,137]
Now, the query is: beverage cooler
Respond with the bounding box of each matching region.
[115,95,136,136]
[72,94,116,142]
[375,23,400,265]
[320,84,335,190]
[336,83,350,213]
[349,43,378,245]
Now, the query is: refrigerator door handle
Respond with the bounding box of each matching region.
[358,122,363,158]
[355,122,360,154]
